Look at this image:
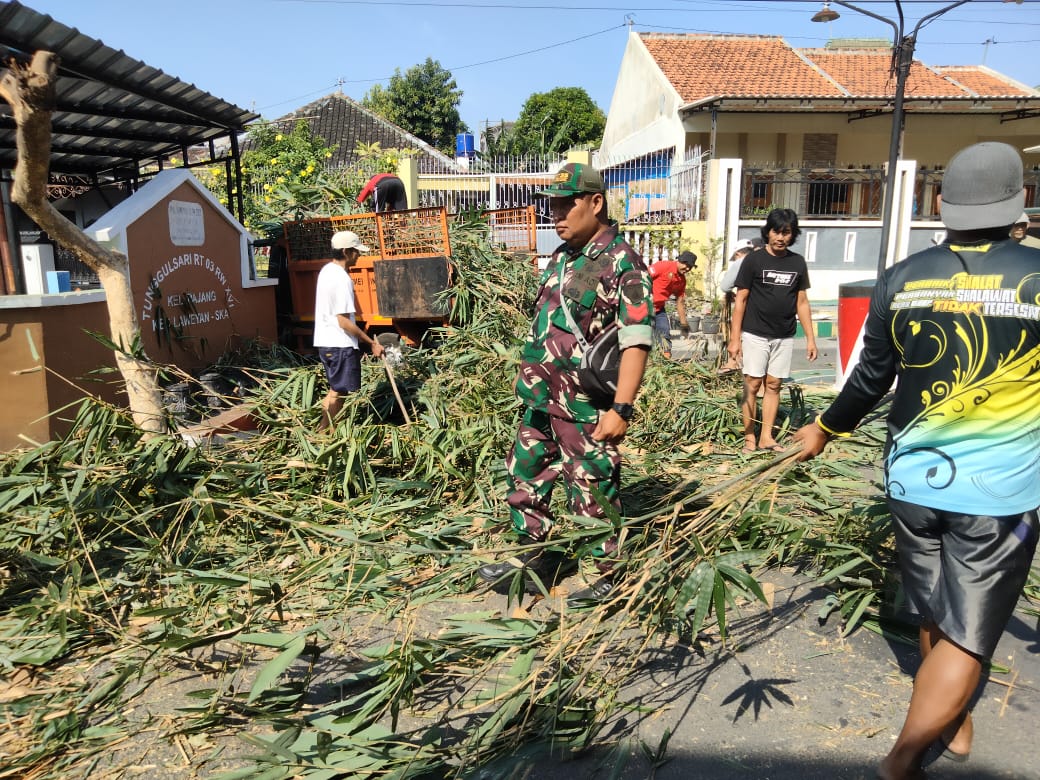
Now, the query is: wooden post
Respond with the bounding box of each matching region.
[0,187,17,295]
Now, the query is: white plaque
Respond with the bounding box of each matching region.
[168,200,205,246]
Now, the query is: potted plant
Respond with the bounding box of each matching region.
[695,236,726,335]
[700,298,722,335]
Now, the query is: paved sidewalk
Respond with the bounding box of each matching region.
[672,333,840,390]
[790,336,838,389]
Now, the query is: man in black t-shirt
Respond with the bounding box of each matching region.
[727,208,817,453]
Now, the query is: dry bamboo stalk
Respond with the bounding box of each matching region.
[382,355,412,425]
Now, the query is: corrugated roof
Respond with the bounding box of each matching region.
[640,32,1039,105]
[0,0,259,178]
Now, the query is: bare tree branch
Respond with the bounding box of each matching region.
[1,51,165,434]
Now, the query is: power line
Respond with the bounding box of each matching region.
[257,83,343,113]
[448,24,625,71]
[254,22,625,112]
[279,0,1030,5]
[329,23,626,82]
[255,3,1038,117]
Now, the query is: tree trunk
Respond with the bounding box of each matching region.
[0,51,165,434]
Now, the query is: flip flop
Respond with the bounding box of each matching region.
[939,737,970,763]
[758,444,785,452]
[941,746,970,763]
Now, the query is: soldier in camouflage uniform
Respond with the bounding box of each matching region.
[477,162,654,601]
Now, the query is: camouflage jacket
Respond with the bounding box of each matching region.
[516,224,653,423]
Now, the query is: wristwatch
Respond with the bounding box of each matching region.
[611,402,634,421]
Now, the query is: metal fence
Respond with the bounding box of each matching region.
[595,147,708,223]
[741,164,1040,220]
[417,169,556,220]
[416,148,709,228]
[742,164,889,219]
[417,153,567,176]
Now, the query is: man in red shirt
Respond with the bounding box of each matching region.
[650,251,696,358]
[357,173,408,212]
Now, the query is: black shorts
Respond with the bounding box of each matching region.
[319,346,361,394]
[374,176,408,212]
[889,497,1039,659]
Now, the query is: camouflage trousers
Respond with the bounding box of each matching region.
[506,406,620,561]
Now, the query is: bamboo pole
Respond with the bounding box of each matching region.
[382,355,412,425]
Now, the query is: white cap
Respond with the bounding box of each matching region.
[331,230,370,252]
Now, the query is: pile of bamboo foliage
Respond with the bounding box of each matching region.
[2,215,1032,779]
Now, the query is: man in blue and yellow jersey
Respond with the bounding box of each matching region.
[795,142,1040,780]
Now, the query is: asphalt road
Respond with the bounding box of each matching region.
[518,568,1040,780]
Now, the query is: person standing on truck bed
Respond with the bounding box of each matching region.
[314,230,385,430]
[357,173,408,213]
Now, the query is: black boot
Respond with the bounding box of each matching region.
[477,547,577,594]
[567,575,615,604]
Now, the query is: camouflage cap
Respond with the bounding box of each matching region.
[536,162,605,197]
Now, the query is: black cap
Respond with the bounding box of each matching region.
[678,251,697,268]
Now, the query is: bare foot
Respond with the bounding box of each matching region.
[941,711,973,758]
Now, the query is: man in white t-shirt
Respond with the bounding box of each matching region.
[313,230,385,429]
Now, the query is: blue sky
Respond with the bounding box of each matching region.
[26,0,1040,136]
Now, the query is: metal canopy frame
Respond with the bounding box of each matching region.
[0,0,259,220]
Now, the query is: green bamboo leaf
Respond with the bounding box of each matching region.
[686,563,714,635]
[840,590,877,637]
[712,571,728,639]
[716,563,766,603]
[817,556,868,583]
[238,632,303,649]
[249,634,307,703]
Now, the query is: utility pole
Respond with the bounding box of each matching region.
[813,0,971,276]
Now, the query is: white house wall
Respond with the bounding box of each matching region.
[602,117,686,165]
[601,33,685,161]
[681,111,1040,166]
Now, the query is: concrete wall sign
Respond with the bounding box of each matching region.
[89,168,276,372]
[139,250,239,330]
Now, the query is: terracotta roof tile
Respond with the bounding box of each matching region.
[640,33,1039,102]
[933,66,1035,97]
[639,34,843,100]
[802,49,964,97]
